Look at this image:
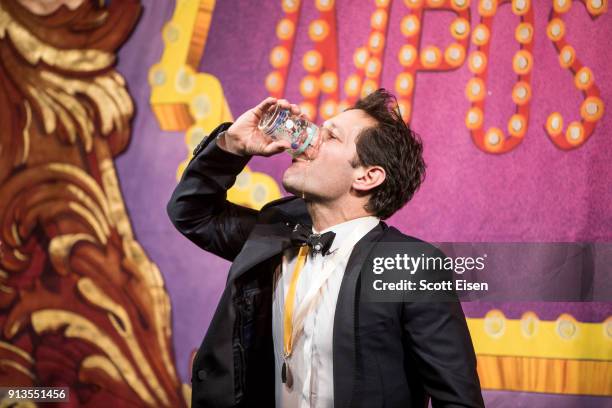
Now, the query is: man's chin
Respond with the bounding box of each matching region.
[281,176,299,196]
[282,168,307,195]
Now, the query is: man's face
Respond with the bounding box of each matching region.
[282,109,376,201]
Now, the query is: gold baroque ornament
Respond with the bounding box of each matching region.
[0,1,131,164]
[0,1,187,406]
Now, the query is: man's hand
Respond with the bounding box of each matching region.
[218,97,302,157]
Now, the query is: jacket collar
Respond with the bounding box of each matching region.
[227,197,309,283]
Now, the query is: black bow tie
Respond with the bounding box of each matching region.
[290,224,336,256]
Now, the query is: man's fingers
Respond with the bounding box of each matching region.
[250,98,302,129]
[276,99,291,110]
[252,97,278,118]
[289,103,301,116]
[262,140,291,156]
[272,139,291,150]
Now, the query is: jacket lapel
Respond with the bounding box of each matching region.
[227,222,292,282]
[333,222,387,408]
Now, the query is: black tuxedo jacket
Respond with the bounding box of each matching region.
[166,123,484,408]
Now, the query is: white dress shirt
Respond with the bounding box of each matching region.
[272,216,380,408]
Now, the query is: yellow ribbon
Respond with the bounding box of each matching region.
[283,245,309,357]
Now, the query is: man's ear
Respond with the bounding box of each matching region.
[353,165,386,192]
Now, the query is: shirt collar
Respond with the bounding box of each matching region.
[312,216,380,255]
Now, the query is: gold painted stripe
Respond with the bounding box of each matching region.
[21,101,32,164]
[81,355,122,382]
[68,202,108,245]
[477,355,612,396]
[0,359,35,380]
[0,341,34,363]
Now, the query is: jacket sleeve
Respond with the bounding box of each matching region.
[401,249,485,408]
[166,122,259,262]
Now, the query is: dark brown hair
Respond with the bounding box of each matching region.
[350,88,425,219]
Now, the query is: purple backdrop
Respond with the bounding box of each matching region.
[115,1,612,405]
